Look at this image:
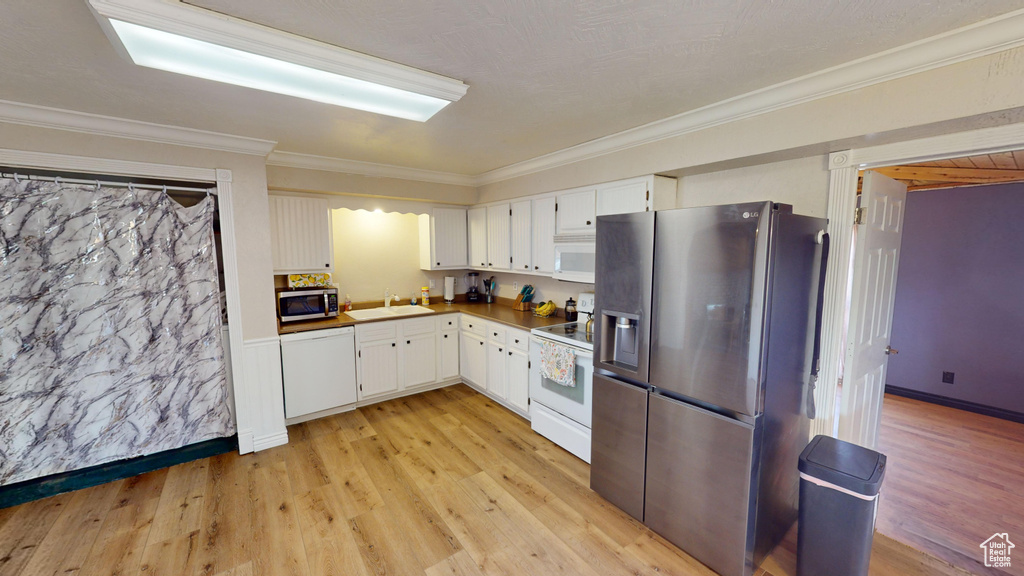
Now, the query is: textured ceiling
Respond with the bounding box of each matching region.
[0,0,1022,174]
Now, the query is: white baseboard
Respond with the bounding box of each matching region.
[237,428,255,454]
[252,430,289,451]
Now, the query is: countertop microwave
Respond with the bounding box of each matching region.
[278,287,339,322]
[552,234,595,284]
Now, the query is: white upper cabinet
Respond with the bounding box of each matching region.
[510,200,532,273]
[468,206,488,269]
[486,203,511,270]
[419,207,468,270]
[595,175,676,217]
[531,196,556,274]
[268,195,333,274]
[556,189,596,235]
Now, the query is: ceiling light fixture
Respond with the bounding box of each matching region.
[86,0,467,122]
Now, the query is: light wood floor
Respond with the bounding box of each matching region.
[877,393,1024,576]
[0,384,972,576]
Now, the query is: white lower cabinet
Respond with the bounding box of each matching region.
[507,347,530,413]
[459,319,531,417]
[440,326,459,380]
[460,330,487,387]
[356,316,444,401]
[486,340,508,400]
[357,338,399,399]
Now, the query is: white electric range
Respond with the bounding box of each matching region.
[529,292,595,462]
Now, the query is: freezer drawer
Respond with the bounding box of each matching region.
[590,373,648,522]
[644,393,757,576]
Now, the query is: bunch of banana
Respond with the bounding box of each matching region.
[533,300,558,317]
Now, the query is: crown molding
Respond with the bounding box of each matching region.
[86,0,467,103]
[266,151,477,187]
[0,99,277,156]
[475,7,1024,186]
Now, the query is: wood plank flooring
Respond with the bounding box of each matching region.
[0,384,974,576]
[877,393,1024,576]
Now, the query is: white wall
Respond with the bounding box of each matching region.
[331,209,457,303]
[678,155,830,217]
[475,45,1024,204]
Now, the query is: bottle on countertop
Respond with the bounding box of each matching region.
[421,286,430,305]
[344,294,352,311]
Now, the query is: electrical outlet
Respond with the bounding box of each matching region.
[429,279,435,289]
[942,371,955,384]
[513,281,518,291]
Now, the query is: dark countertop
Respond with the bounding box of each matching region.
[277,301,568,335]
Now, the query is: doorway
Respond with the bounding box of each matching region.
[832,151,1024,575]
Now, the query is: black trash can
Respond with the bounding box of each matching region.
[797,435,886,576]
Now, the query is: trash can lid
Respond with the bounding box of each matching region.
[798,435,886,496]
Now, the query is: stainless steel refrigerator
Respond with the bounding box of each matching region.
[591,202,828,576]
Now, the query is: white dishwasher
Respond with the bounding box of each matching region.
[280,327,357,419]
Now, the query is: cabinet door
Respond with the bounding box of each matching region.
[486,340,508,399]
[440,330,459,380]
[556,189,596,234]
[358,340,399,399]
[402,332,437,389]
[468,207,488,268]
[269,195,333,273]
[532,196,556,274]
[507,347,530,413]
[460,331,486,386]
[433,208,468,268]
[510,200,532,272]
[486,204,511,270]
[596,178,649,216]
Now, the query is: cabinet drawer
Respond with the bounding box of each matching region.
[357,321,397,342]
[508,329,529,352]
[402,316,437,336]
[487,323,507,343]
[438,314,459,331]
[461,316,486,336]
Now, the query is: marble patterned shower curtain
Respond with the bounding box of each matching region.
[0,177,234,485]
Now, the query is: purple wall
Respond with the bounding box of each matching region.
[886,182,1024,414]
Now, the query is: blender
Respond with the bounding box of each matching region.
[465,272,481,302]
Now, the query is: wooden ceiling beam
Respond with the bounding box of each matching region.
[871,165,1024,183]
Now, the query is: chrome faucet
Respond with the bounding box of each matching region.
[384,288,400,308]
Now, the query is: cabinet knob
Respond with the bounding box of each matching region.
[515,339,519,344]
[406,340,411,344]
[524,265,528,269]
[488,262,492,266]
[493,332,497,336]
[480,262,485,266]
[586,220,592,225]
[508,351,512,356]
[479,341,483,346]
[325,264,330,268]
[436,261,440,266]
[444,334,448,339]
[534,266,539,270]
[391,343,396,347]
[499,348,503,352]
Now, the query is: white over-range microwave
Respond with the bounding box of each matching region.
[552,234,595,284]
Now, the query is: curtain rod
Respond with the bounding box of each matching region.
[2,172,216,195]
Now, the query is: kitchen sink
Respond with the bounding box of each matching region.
[344,305,435,320]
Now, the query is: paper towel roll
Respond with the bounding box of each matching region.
[444,276,456,303]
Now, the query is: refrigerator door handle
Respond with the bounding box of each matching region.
[807,231,830,419]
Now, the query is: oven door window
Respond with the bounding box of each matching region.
[540,363,586,405]
[281,295,325,317]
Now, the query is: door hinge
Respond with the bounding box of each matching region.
[509,208,512,216]
[854,207,867,226]
[555,203,558,212]
[646,190,650,200]
[528,360,531,369]
[358,350,361,358]
[359,384,362,391]
[509,256,512,263]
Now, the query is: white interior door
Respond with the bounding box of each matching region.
[838,170,907,448]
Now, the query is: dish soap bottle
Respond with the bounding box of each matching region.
[421,286,430,305]
[344,294,352,311]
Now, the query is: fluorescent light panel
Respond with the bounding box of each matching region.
[109,19,451,122]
